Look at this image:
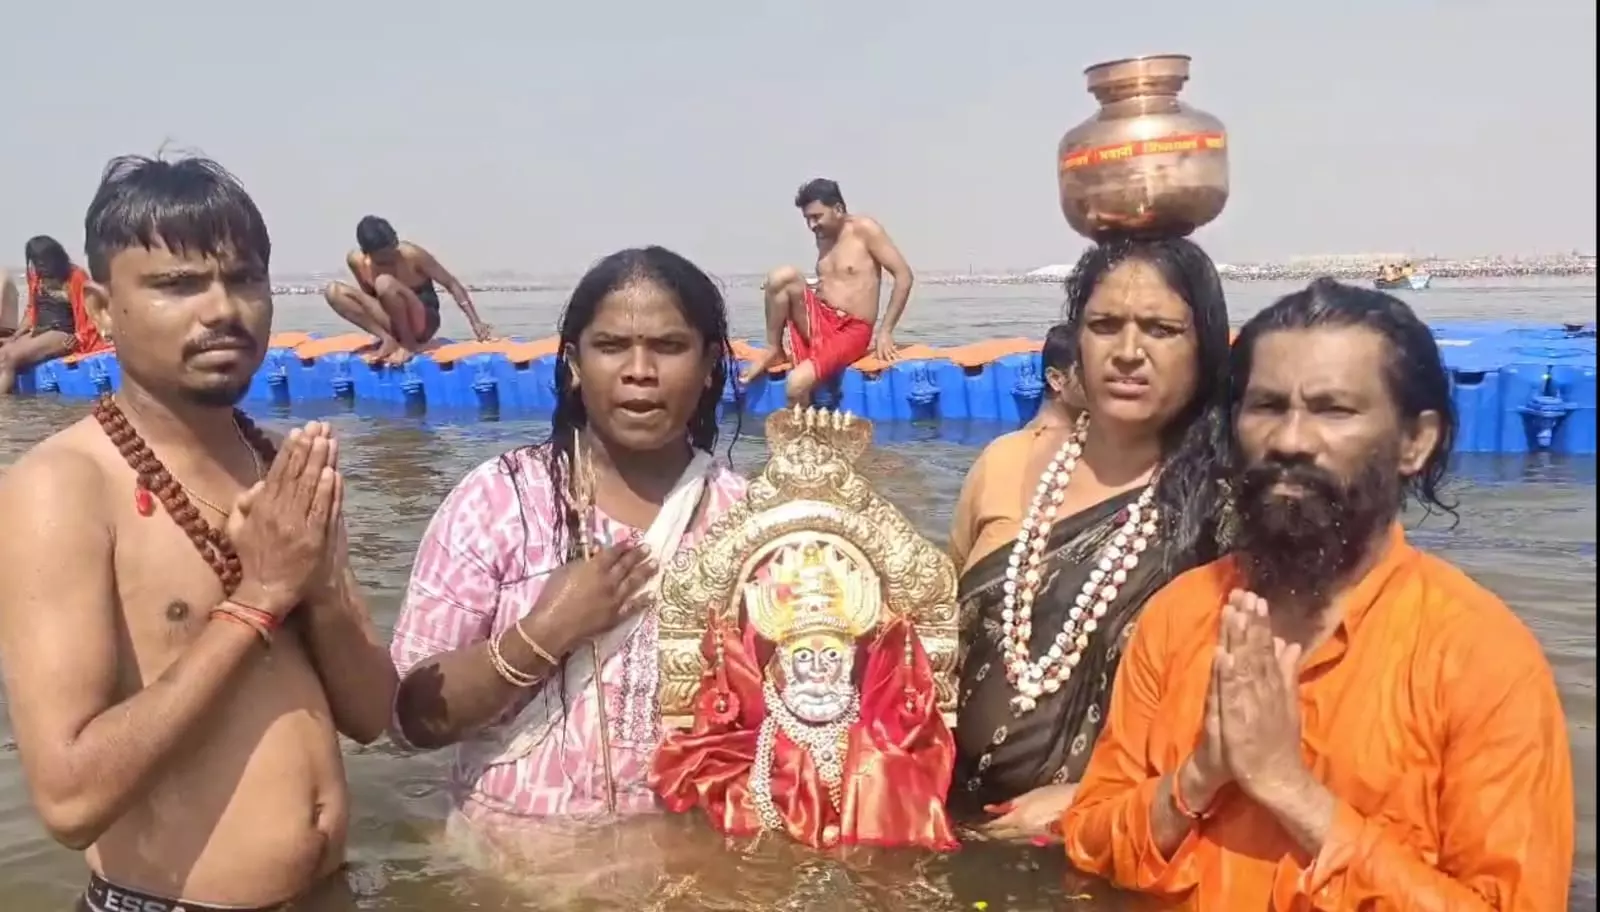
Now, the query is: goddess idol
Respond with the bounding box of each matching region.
[648,406,961,850]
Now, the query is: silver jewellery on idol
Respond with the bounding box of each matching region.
[749,678,859,831]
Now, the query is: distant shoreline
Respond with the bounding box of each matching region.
[263,255,1596,296]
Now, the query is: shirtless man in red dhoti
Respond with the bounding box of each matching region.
[741,179,915,405]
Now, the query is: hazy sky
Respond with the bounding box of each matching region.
[2,0,1594,276]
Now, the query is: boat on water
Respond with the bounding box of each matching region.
[1375,272,1432,291]
[1375,261,1431,291]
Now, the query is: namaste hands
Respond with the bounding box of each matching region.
[1187,589,1308,809]
[228,422,348,616]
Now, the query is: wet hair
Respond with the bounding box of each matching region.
[356,215,400,254]
[1231,276,1457,520]
[84,154,271,283]
[1062,236,1234,566]
[1041,321,1075,373]
[794,178,846,211]
[23,235,73,282]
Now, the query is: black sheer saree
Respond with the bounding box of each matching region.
[949,487,1191,810]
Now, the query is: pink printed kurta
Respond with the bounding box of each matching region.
[389,448,747,824]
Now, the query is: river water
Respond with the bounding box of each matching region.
[0,277,1594,909]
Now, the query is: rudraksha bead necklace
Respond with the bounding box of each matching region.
[92,394,278,595]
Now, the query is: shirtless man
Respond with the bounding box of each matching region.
[741,178,915,404]
[0,154,396,911]
[322,215,492,364]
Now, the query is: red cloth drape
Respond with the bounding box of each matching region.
[650,615,958,851]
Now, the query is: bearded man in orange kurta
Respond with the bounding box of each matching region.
[1060,278,1574,910]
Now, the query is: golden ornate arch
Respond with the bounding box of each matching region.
[657,406,960,729]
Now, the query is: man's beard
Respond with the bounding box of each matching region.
[1234,448,1401,604]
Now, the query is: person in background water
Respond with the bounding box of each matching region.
[0,267,17,339]
[0,235,111,394]
[947,238,1233,843]
[1021,322,1087,431]
[1062,278,1574,910]
[388,246,749,870]
[952,322,1085,572]
[0,155,395,911]
[321,215,493,365]
[742,178,914,404]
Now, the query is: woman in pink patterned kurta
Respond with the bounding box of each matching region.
[388,248,749,859]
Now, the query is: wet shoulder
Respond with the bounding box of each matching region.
[1393,547,1551,674]
[846,215,885,237]
[0,419,115,555]
[399,241,433,266]
[0,417,112,501]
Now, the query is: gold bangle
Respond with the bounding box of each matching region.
[487,633,541,688]
[512,620,559,666]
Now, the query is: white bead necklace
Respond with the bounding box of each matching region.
[1000,414,1159,716]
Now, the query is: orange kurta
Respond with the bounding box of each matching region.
[1060,524,1574,910]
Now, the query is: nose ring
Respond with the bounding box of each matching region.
[1135,347,1147,358]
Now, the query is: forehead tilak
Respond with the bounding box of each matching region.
[1087,261,1184,318]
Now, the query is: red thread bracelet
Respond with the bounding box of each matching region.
[224,599,280,631]
[211,607,272,645]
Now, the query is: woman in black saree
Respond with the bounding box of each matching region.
[948,237,1234,842]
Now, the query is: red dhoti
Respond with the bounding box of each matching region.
[787,287,874,383]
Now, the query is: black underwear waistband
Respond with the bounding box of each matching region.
[80,871,283,912]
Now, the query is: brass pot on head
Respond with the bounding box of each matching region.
[1057,54,1229,241]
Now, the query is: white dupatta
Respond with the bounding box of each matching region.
[487,449,714,766]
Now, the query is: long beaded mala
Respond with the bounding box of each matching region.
[1000,413,1159,716]
[92,394,277,596]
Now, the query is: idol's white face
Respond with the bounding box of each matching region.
[775,632,855,724]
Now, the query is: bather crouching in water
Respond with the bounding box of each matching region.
[322,215,493,365]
